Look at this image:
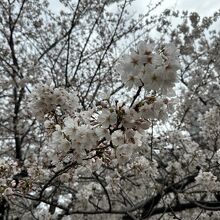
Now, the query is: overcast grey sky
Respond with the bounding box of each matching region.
[132,0,220,16]
[49,0,220,16]
[48,0,220,31]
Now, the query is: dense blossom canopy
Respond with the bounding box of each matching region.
[0,0,220,219]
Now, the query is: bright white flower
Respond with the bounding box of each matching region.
[95,127,111,140]
[63,117,78,138]
[121,67,142,89]
[73,125,98,151]
[121,108,140,129]
[98,108,117,128]
[142,70,163,91]
[116,143,133,164]
[137,41,155,57]
[111,130,124,146]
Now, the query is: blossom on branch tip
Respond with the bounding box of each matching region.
[98,108,117,128]
[118,41,180,93]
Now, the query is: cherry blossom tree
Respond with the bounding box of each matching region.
[0,0,220,219]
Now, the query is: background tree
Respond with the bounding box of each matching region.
[0,0,220,219]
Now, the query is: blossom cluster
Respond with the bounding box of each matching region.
[2,0,220,218]
[197,106,220,148]
[117,41,180,93]
[24,40,182,214]
[25,41,181,175]
[28,84,177,170]
[28,83,79,120]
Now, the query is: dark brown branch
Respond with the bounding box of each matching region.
[129,86,143,108]
[141,172,198,219]
[84,0,128,103]
[37,0,82,62]
[93,171,112,212]
[149,200,220,218]
[71,1,108,81]
[38,161,77,199]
